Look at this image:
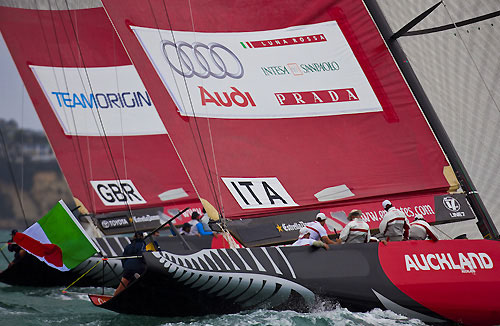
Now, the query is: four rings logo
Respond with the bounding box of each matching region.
[442,196,460,212]
[161,41,244,79]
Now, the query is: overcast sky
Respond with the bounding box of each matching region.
[0,32,43,131]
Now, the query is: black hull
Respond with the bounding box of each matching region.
[0,253,122,287]
[0,234,219,288]
[91,240,500,325]
[0,254,72,286]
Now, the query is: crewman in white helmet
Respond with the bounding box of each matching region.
[378,200,410,241]
[340,209,371,243]
[292,227,329,250]
[305,212,339,245]
[409,214,438,241]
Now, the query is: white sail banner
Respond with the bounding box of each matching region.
[90,179,147,206]
[131,21,382,119]
[30,65,167,136]
[222,177,298,209]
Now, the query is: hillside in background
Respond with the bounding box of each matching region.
[0,119,74,229]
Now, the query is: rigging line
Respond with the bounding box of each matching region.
[62,1,136,223]
[100,0,199,206]
[66,2,97,211]
[0,126,28,228]
[55,1,118,206]
[159,0,224,214]
[147,0,214,201]
[52,0,102,212]
[112,30,129,180]
[51,2,105,213]
[187,0,226,220]
[143,0,218,208]
[37,2,94,213]
[143,0,205,203]
[442,1,500,115]
[20,77,25,219]
[100,2,206,220]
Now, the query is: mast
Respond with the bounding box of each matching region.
[364,0,499,239]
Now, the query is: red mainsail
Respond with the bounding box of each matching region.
[99,0,453,224]
[0,5,201,214]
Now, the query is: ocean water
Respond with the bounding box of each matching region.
[0,229,427,326]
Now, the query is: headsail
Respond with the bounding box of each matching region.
[101,0,456,224]
[372,0,500,238]
[0,2,201,215]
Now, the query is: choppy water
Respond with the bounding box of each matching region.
[0,229,427,326]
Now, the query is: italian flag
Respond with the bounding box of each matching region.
[13,200,100,271]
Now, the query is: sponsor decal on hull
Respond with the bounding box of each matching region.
[30,65,166,136]
[131,21,381,119]
[276,221,308,232]
[99,214,160,230]
[151,247,315,309]
[404,252,493,273]
[379,240,500,325]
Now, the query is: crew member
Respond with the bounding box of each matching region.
[145,231,161,251]
[113,232,146,296]
[179,223,192,235]
[305,213,339,245]
[188,211,201,235]
[292,227,329,250]
[7,229,26,268]
[378,200,410,241]
[199,208,213,235]
[409,214,438,241]
[339,210,370,243]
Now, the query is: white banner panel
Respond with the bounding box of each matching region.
[222,177,298,209]
[132,21,382,119]
[90,179,147,206]
[30,65,167,136]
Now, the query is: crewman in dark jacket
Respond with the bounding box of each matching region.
[113,232,146,296]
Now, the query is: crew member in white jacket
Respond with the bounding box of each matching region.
[340,209,370,243]
[409,214,438,241]
[292,227,329,249]
[378,200,410,241]
[305,212,338,245]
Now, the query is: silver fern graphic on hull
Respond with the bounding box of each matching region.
[151,247,315,309]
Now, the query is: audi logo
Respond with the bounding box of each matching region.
[161,41,244,79]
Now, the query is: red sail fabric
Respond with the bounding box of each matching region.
[0,5,200,214]
[101,0,450,219]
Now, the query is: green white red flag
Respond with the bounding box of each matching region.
[13,200,100,271]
